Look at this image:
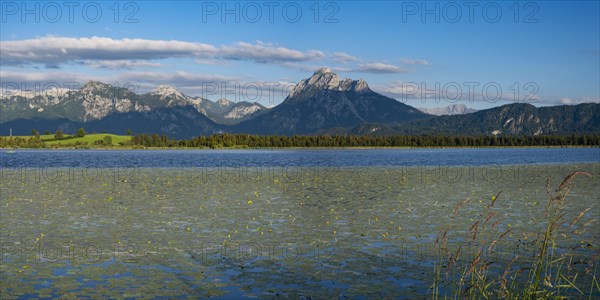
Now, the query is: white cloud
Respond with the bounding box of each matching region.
[221,41,325,63]
[279,62,323,73]
[558,97,600,105]
[376,81,422,98]
[400,58,429,65]
[84,60,162,70]
[0,70,239,94]
[195,58,229,66]
[357,63,409,73]
[331,66,353,72]
[560,98,574,104]
[332,52,359,64]
[0,70,94,87]
[278,63,355,75]
[0,36,325,67]
[116,71,239,85]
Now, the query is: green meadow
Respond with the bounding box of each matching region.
[5,134,131,146]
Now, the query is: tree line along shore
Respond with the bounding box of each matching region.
[2,128,599,149]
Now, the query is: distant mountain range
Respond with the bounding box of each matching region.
[419,104,477,116]
[1,68,599,138]
[350,103,600,136]
[0,82,266,125]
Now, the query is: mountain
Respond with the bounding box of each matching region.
[419,104,477,116]
[1,106,225,139]
[0,82,267,125]
[0,81,142,122]
[2,71,598,138]
[231,68,431,134]
[391,103,600,135]
[223,102,267,121]
[201,98,268,125]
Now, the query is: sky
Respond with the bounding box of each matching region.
[1,0,599,109]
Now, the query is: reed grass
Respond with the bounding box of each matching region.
[432,171,599,299]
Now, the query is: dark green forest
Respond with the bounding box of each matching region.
[131,133,600,148]
[2,133,600,149]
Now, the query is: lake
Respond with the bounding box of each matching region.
[1,148,599,168]
[0,149,599,298]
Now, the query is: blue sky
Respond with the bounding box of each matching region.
[1,1,599,109]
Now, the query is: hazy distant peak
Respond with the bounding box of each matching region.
[419,104,477,116]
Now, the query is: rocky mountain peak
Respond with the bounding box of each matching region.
[217,98,233,107]
[287,68,371,100]
[309,68,339,87]
[81,81,112,93]
[314,67,332,75]
[352,79,370,93]
[152,84,185,99]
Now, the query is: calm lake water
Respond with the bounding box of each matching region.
[1,147,599,168]
[1,149,599,298]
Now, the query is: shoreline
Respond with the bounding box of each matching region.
[2,145,599,151]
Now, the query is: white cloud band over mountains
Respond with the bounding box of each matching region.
[357,63,410,74]
[1,36,421,75]
[0,36,325,66]
[3,36,593,106]
[0,69,294,103]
